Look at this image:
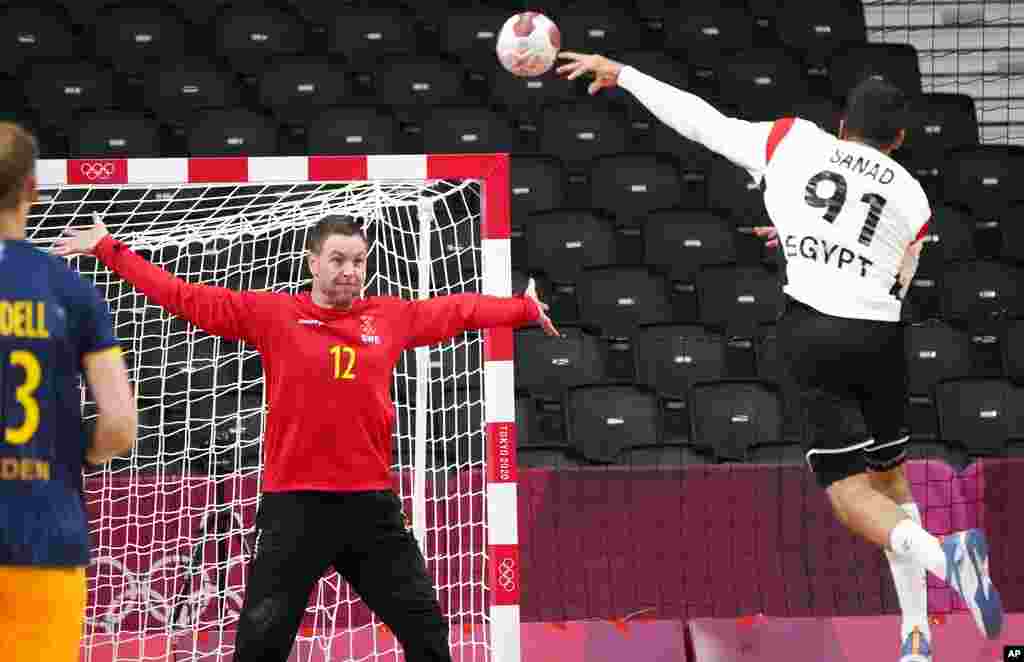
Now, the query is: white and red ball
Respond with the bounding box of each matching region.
[495,12,561,78]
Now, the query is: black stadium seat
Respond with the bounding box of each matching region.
[510,156,565,220]
[940,260,1023,322]
[186,108,279,157]
[306,107,397,155]
[935,378,1019,456]
[690,380,783,461]
[717,48,808,120]
[490,66,575,113]
[144,57,240,123]
[422,106,517,154]
[514,325,606,397]
[903,93,979,158]
[71,111,161,158]
[923,203,979,265]
[942,145,1024,218]
[257,57,349,125]
[774,0,867,63]
[214,4,307,74]
[93,4,188,73]
[24,60,115,124]
[642,208,737,282]
[697,265,783,332]
[0,5,74,75]
[589,153,687,226]
[707,155,770,228]
[539,103,630,168]
[1003,203,1024,262]
[634,324,727,398]
[567,384,660,463]
[441,9,509,66]
[558,5,637,54]
[577,265,674,338]
[523,209,617,283]
[905,321,973,396]
[1005,320,1024,382]
[325,7,417,65]
[755,329,805,442]
[829,43,922,100]
[370,57,468,108]
[663,0,756,63]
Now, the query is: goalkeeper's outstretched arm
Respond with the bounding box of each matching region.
[556,51,775,179]
[53,217,274,346]
[402,278,558,349]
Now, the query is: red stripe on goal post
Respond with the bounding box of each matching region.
[187,157,248,183]
[484,327,513,362]
[427,154,510,240]
[308,155,369,181]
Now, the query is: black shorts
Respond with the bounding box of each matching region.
[233,490,452,662]
[776,296,910,488]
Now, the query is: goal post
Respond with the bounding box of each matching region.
[31,153,521,662]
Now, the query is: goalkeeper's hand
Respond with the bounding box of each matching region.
[53,213,111,257]
[555,51,624,95]
[524,278,559,337]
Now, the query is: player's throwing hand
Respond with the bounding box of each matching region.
[52,213,111,257]
[556,51,624,95]
[524,277,559,337]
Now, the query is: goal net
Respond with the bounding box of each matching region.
[28,155,520,662]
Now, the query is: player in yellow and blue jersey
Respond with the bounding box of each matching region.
[0,122,137,661]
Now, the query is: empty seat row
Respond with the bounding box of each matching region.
[3,1,880,80]
[4,47,937,124]
[510,377,1024,467]
[507,318,1024,399]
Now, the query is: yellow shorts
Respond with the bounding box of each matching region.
[0,566,86,662]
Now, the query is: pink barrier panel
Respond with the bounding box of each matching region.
[688,612,1023,661]
[82,621,687,662]
[83,459,1023,635]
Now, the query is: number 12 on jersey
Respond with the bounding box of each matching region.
[329,345,356,380]
[805,171,887,246]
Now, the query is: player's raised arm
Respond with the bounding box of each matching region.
[556,51,775,178]
[403,277,557,349]
[53,216,272,346]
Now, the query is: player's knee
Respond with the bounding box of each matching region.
[867,464,911,502]
[826,473,873,525]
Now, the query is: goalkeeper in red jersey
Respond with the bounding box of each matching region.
[54,214,557,662]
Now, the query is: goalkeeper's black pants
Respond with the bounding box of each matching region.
[232,490,452,662]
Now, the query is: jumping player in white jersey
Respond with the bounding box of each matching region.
[556,52,1004,661]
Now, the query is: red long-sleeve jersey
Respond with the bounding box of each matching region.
[94,236,539,493]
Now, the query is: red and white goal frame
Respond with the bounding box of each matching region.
[37,153,521,662]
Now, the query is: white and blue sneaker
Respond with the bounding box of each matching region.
[899,626,932,662]
[942,529,1004,639]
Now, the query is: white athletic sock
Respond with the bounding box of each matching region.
[889,513,947,584]
[885,503,930,640]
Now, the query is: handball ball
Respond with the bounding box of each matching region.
[496,12,561,78]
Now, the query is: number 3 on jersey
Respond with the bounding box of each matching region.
[329,345,356,380]
[805,171,887,246]
[2,350,42,445]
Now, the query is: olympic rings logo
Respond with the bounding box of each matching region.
[497,557,516,592]
[80,161,116,180]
